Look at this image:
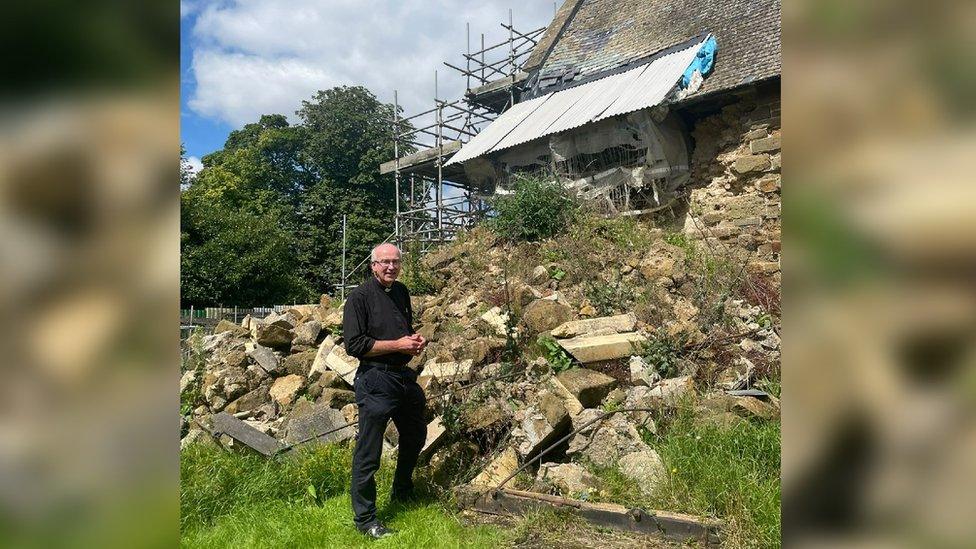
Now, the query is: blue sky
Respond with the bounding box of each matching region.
[180,0,557,174]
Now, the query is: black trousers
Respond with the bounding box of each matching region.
[350,366,427,529]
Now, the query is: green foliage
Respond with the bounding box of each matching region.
[548,265,566,281]
[538,335,574,373]
[490,175,578,242]
[638,330,687,379]
[181,87,415,307]
[398,249,438,295]
[582,275,636,316]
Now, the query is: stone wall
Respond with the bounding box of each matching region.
[680,91,781,283]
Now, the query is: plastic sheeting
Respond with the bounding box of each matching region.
[680,35,718,89]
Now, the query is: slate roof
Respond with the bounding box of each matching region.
[527,0,781,98]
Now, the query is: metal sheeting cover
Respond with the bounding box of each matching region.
[446,38,705,166]
[444,94,551,165]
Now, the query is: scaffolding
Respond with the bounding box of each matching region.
[383,11,546,255]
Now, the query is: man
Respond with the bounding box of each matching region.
[343,242,428,539]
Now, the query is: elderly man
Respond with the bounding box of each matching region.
[343,242,428,539]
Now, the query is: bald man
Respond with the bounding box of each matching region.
[342,243,428,539]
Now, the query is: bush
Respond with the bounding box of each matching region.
[490,175,578,242]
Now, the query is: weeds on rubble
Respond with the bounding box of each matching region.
[637,330,689,379]
[582,274,637,316]
[647,405,781,548]
[490,174,578,242]
[537,335,574,373]
[399,248,438,296]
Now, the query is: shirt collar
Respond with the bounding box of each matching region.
[371,276,393,293]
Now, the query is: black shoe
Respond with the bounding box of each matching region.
[359,522,395,539]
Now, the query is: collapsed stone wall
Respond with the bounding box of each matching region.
[681,92,782,284]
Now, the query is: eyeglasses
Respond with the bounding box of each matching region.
[372,259,401,267]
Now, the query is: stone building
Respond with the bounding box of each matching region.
[385,0,781,276]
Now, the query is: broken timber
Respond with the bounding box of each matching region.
[457,486,722,545]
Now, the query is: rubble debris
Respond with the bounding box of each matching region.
[537,462,602,496]
[567,409,648,467]
[618,449,667,496]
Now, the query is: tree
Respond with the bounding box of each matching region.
[180,86,414,306]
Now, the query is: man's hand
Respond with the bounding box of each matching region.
[397,334,426,356]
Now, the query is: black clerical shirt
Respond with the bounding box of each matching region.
[342,276,415,368]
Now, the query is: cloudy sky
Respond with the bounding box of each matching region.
[180,0,558,170]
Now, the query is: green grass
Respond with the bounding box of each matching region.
[648,408,781,548]
[182,408,780,548]
[181,443,508,548]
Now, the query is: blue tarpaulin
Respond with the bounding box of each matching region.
[680,35,718,88]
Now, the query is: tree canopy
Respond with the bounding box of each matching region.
[181,86,414,307]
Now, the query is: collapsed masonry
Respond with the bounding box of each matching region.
[182,215,781,543]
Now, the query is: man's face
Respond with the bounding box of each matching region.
[370,246,401,286]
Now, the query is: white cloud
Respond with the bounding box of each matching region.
[186,0,557,129]
[186,156,204,176]
[180,1,196,19]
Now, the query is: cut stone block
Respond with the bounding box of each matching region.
[551,313,636,339]
[418,416,448,463]
[247,344,282,375]
[270,374,304,407]
[546,376,584,417]
[282,404,355,445]
[325,343,359,386]
[555,368,617,408]
[516,391,570,460]
[309,336,338,383]
[470,447,519,488]
[419,359,472,383]
[212,412,282,457]
[557,332,648,364]
[750,135,781,154]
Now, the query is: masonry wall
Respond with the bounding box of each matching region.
[680,90,782,285]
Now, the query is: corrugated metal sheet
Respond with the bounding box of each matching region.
[443,94,551,165]
[446,37,706,166]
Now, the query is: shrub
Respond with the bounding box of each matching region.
[490,175,578,242]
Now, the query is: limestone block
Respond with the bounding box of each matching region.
[557,332,648,364]
[551,313,637,339]
[555,368,618,408]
